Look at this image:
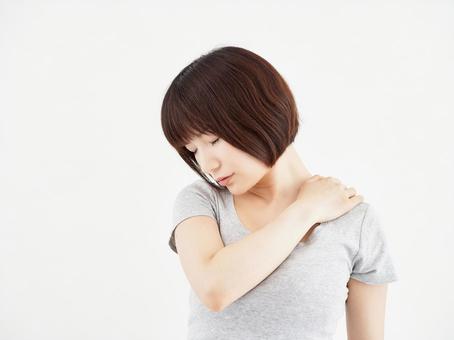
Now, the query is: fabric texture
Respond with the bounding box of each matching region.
[169,179,399,340]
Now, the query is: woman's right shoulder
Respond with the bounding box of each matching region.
[176,178,222,199]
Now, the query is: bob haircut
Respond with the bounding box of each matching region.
[161,46,300,190]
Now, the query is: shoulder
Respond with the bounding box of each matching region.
[173,178,227,210]
[176,178,221,200]
[169,179,224,254]
[321,201,374,240]
[329,201,370,226]
[331,201,391,249]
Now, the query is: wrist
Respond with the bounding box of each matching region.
[287,201,319,227]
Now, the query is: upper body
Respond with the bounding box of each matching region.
[169,178,399,340]
[162,46,398,340]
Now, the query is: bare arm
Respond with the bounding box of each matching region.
[345,278,389,340]
[208,203,317,311]
[174,175,362,312]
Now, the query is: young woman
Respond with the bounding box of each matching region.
[161,46,398,340]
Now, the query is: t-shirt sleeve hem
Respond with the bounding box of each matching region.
[169,214,218,254]
[349,273,399,285]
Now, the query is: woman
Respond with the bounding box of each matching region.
[161,46,398,340]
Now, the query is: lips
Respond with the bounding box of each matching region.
[218,175,233,186]
[216,174,232,182]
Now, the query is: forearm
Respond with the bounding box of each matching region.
[207,203,317,311]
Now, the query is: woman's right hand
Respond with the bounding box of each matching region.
[295,174,364,224]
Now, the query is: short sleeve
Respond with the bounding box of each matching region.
[168,180,218,254]
[350,204,399,285]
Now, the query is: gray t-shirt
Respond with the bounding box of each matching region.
[169,179,398,340]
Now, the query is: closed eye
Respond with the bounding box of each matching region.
[191,138,220,154]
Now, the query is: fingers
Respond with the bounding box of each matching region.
[344,187,356,198]
[349,194,364,205]
[317,176,363,201]
[309,174,322,181]
[326,176,342,185]
[344,187,364,204]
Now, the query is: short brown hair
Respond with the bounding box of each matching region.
[161,46,300,190]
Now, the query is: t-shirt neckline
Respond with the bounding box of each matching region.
[227,190,304,247]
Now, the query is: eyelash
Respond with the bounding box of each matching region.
[192,138,219,154]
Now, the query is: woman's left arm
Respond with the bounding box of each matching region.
[345,277,389,340]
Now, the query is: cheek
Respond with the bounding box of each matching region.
[224,144,267,174]
[232,156,262,177]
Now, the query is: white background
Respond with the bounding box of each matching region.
[1,0,453,339]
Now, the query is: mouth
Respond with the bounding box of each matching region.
[217,174,233,185]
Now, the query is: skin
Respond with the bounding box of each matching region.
[185,132,313,206]
[346,278,389,340]
[186,132,389,339]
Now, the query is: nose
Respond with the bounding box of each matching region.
[197,151,220,176]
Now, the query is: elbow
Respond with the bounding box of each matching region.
[203,290,226,312]
[199,261,229,312]
[205,296,224,312]
[203,281,227,312]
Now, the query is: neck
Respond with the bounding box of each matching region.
[246,144,312,205]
